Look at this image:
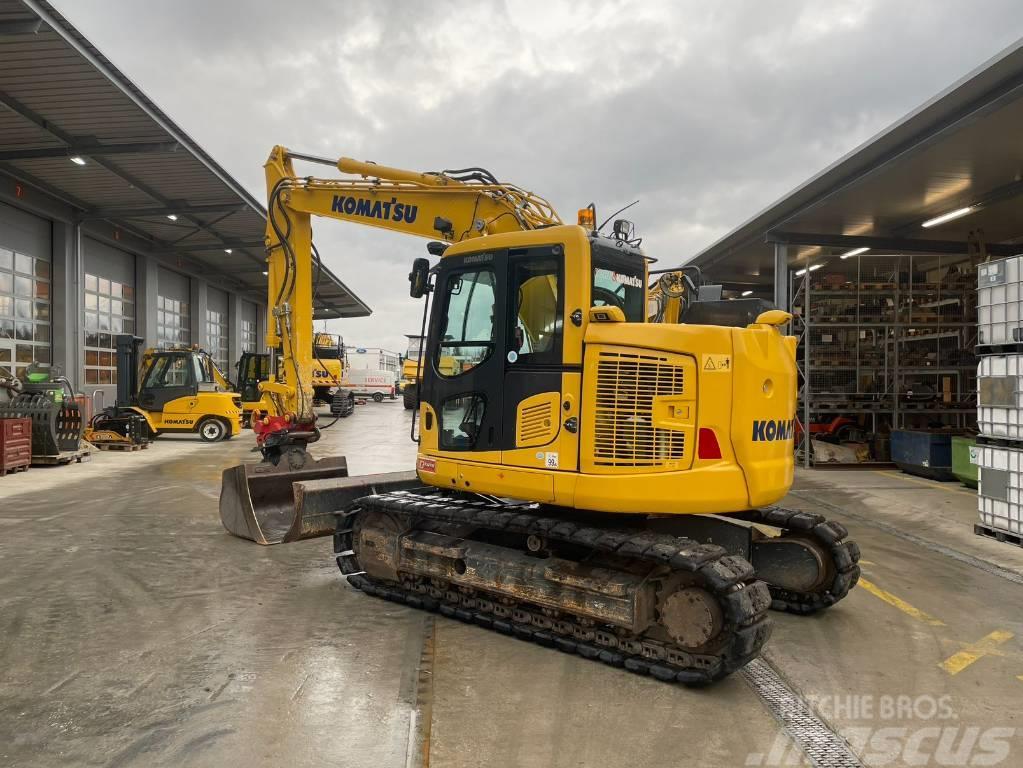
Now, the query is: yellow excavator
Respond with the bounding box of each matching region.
[235,332,346,423]
[219,147,860,685]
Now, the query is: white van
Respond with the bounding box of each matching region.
[342,368,396,402]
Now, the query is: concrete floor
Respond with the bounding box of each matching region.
[1,406,1022,767]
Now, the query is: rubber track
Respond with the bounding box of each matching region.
[749,505,861,615]
[334,490,774,685]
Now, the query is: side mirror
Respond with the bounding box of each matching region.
[409,257,431,298]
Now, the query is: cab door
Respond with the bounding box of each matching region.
[137,352,196,412]
[500,246,571,470]
[424,252,507,457]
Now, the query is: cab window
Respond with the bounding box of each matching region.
[142,354,192,389]
[437,268,496,377]
[592,253,645,322]
[509,255,562,365]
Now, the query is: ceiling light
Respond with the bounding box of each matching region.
[922,206,974,228]
[224,248,232,254]
[69,156,86,166]
[741,290,753,297]
[841,247,870,259]
[795,263,825,277]
[166,214,178,221]
[262,270,268,276]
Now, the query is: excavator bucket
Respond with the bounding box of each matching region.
[219,457,419,545]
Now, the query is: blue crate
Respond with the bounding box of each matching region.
[891,430,956,481]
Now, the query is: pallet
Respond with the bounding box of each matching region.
[91,441,148,452]
[0,464,28,477]
[977,343,1023,356]
[31,446,92,466]
[976,435,1023,448]
[974,523,1023,549]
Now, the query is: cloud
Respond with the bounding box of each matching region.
[53,0,1023,352]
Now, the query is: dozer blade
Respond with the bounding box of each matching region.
[219,457,419,545]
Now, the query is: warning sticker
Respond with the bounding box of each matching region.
[417,456,437,473]
[544,452,560,469]
[703,354,732,372]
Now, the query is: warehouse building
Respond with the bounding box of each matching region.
[0,0,369,404]
[689,39,1023,467]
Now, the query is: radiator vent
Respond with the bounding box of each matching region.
[593,350,687,467]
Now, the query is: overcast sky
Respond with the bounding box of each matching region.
[53,0,1023,354]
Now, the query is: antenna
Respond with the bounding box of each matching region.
[597,200,640,233]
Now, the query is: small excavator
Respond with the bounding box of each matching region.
[219,147,860,684]
[235,332,347,423]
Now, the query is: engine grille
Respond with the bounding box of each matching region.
[592,349,687,467]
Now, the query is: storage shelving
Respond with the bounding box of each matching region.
[790,253,977,466]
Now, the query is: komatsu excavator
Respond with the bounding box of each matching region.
[219,146,860,684]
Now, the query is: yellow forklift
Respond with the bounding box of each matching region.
[93,335,242,442]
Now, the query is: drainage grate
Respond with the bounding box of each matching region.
[742,658,864,768]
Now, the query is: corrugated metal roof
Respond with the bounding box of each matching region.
[0,0,370,319]
[689,38,1023,289]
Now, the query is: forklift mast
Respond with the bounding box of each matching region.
[115,334,143,408]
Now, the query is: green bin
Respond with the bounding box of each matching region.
[951,436,978,489]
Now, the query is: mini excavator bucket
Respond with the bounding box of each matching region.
[219,456,419,545]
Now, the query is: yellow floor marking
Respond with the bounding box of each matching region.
[875,471,976,497]
[858,559,876,566]
[857,577,945,626]
[938,630,1015,675]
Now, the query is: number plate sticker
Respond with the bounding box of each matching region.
[417,456,437,473]
[544,452,559,469]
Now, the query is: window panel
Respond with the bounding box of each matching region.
[15,253,32,274]
[16,322,31,341]
[0,274,11,294]
[15,300,30,319]
[86,350,98,366]
[34,325,49,343]
[35,259,49,279]
[15,276,31,297]
[86,369,99,384]
[0,297,11,317]
[98,278,110,295]
[0,248,12,270]
[15,343,32,362]
[85,274,98,292]
[34,281,48,300]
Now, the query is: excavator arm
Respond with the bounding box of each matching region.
[254,145,561,460]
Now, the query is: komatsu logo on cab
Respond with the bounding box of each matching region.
[331,194,418,224]
[752,419,794,442]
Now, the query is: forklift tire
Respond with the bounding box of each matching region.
[197,417,228,443]
[372,392,384,403]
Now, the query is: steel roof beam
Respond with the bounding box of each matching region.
[0,142,181,161]
[149,241,266,255]
[80,202,246,220]
[0,18,43,36]
[765,230,1021,257]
